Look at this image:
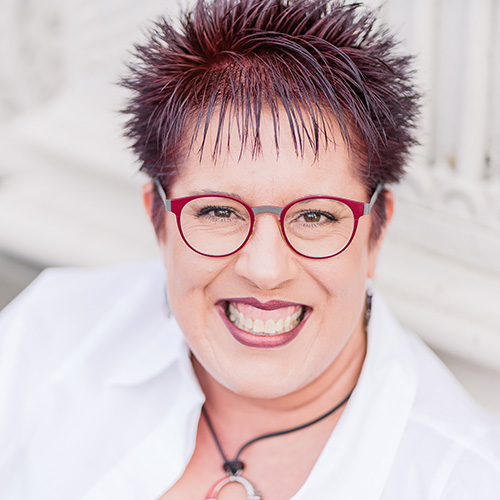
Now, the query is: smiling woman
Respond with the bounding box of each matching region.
[147,117,376,405]
[0,1,499,500]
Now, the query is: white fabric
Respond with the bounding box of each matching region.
[0,260,499,499]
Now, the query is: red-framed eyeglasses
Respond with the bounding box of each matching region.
[154,179,382,259]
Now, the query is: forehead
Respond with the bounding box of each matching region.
[171,111,365,202]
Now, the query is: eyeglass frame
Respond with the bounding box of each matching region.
[153,179,383,259]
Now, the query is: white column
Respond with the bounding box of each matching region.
[456,0,494,181]
[489,0,500,182]
[404,0,437,172]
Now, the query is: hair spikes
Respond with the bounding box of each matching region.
[121,0,420,241]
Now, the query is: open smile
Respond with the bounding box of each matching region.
[225,301,306,336]
[218,298,310,348]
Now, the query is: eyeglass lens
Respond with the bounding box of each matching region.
[179,196,355,258]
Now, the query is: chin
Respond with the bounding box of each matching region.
[204,351,326,400]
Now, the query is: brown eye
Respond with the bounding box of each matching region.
[302,212,321,223]
[198,206,235,219]
[213,208,231,218]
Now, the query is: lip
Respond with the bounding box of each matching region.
[221,297,304,310]
[216,298,311,348]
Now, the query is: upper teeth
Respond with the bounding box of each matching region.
[227,303,304,336]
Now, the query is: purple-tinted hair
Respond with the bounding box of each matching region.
[122,0,420,242]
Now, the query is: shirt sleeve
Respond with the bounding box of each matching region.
[0,267,110,469]
[0,270,64,467]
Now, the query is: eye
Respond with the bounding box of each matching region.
[302,211,321,223]
[198,206,244,221]
[210,207,231,218]
[298,210,337,224]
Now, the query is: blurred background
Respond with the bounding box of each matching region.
[0,0,499,412]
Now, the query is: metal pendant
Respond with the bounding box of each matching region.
[205,474,261,500]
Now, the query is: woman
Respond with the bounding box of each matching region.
[0,0,499,499]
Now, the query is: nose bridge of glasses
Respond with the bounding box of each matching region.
[251,205,283,217]
[247,205,287,250]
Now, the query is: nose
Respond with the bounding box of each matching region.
[233,212,298,290]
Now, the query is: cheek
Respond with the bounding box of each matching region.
[317,238,370,292]
[160,218,225,322]
[320,259,367,329]
[309,232,370,322]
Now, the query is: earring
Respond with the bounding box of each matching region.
[364,285,373,328]
[163,287,172,318]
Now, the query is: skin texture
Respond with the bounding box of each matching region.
[145,116,394,499]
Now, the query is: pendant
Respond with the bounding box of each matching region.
[205,474,261,500]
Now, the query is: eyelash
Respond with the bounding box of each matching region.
[197,206,241,220]
[294,210,338,225]
[195,205,340,225]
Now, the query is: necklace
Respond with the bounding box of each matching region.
[202,388,354,500]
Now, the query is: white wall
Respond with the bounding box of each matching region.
[370,0,500,413]
[0,0,499,412]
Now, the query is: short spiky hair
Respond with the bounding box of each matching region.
[122,0,419,241]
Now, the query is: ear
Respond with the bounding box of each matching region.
[142,181,155,222]
[367,190,394,279]
[142,181,166,245]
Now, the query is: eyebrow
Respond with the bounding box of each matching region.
[189,189,245,200]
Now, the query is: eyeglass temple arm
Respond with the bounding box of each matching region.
[154,178,172,212]
[154,177,382,216]
[363,183,383,215]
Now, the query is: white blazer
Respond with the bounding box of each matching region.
[0,261,499,499]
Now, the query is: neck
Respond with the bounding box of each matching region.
[193,320,366,437]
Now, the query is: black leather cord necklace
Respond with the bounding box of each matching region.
[202,388,354,500]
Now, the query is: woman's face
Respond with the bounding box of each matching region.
[146,118,389,400]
